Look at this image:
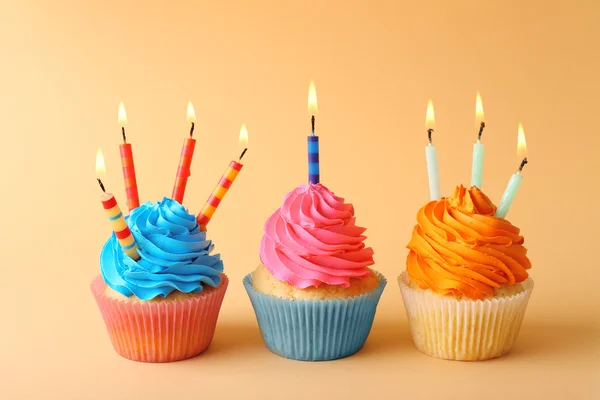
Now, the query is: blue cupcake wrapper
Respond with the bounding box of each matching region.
[243,270,387,361]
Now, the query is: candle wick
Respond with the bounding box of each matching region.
[427,128,434,144]
[122,127,127,143]
[311,115,315,136]
[190,122,195,138]
[478,121,485,141]
[518,157,528,172]
[239,148,248,161]
[97,178,106,193]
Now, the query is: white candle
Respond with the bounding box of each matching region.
[495,169,523,218]
[471,141,484,188]
[425,100,441,200]
[471,92,485,188]
[495,124,528,218]
[426,142,441,200]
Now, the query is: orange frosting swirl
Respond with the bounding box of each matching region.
[406,185,531,300]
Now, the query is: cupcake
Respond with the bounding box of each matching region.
[91,197,228,362]
[398,185,533,361]
[244,183,386,361]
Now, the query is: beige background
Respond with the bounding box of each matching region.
[1,0,599,399]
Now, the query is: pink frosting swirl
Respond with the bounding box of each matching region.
[259,183,375,288]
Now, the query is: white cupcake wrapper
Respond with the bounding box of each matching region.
[398,272,533,361]
[244,271,387,361]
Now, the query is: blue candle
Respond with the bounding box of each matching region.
[308,131,320,184]
[471,93,485,188]
[496,124,528,218]
[307,81,319,184]
[425,100,441,200]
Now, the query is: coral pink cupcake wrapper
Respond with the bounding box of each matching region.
[91,274,228,363]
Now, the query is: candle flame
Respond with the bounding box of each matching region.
[425,99,435,130]
[517,123,527,158]
[118,102,127,126]
[239,124,248,148]
[96,148,106,177]
[307,80,318,115]
[475,92,484,124]
[187,101,196,123]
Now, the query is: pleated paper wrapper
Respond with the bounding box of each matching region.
[91,274,228,363]
[244,270,386,361]
[398,272,533,361]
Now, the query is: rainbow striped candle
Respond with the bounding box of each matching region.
[101,192,140,260]
[196,161,243,231]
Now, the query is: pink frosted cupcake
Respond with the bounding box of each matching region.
[244,183,386,361]
[91,197,228,363]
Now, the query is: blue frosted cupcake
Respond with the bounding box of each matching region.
[244,183,386,361]
[92,198,228,362]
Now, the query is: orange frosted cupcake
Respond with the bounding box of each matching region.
[398,185,533,360]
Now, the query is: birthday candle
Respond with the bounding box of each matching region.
[471,93,485,189]
[425,100,441,200]
[96,149,140,260]
[172,101,197,204]
[495,124,528,218]
[101,193,140,259]
[196,125,248,231]
[118,102,140,211]
[307,80,320,184]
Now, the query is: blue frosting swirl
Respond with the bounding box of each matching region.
[100,197,224,300]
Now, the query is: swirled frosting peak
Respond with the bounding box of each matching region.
[260,183,374,289]
[101,197,223,300]
[407,185,532,300]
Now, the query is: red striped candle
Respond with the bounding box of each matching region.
[172,102,197,204]
[120,143,140,211]
[196,161,243,231]
[118,102,140,211]
[172,137,196,204]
